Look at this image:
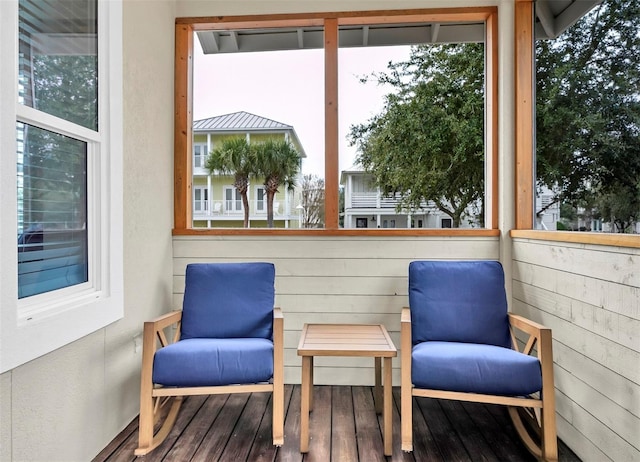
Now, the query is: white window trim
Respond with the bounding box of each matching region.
[255,185,266,212]
[193,185,208,212]
[0,0,123,372]
[224,185,242,212]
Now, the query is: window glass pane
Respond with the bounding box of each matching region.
[535,2,640,233]
[340,22,486,229]
[17,123,88,299]
[192,27,324,229]
[18,0,98,130]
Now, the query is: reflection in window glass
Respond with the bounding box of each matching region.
[192,29,323,229]
[341,25,486,229]
[17,123,88,299]
[535,1,640,233]
[18,0,98,130]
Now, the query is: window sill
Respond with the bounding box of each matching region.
[173,228,500,237]
[510,230,640,249]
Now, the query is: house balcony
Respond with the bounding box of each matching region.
[347,192,438,213]
[193,199,295,221]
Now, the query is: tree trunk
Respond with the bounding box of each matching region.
[266,189,275,228]
[241,193,250,228]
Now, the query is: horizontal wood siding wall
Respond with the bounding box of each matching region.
[512,239,640,462]
[173,235,499,386]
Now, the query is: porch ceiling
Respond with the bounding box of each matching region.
[196,1,602,54]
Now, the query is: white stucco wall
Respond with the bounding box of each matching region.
[0,1,176,460]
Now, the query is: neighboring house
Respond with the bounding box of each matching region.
[340,168,475,229]
[192,111,307,228]
[535,186,561,230]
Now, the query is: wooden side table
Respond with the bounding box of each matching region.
[297,323,397,456]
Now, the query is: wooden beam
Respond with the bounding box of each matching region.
[324,18,339,230]
[486,11,499,230]
[514,1,534,230]
[174,24,193,231]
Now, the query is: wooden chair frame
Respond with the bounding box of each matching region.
[135,308,284,456]
[401,308,558,461]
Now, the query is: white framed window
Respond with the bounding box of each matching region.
[194,186,209,212]
[193,143,207,169]
[224,186,242,212]
[0,0,123,372]
[255,186,266,212]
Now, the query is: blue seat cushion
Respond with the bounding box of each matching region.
[180,262,275,340]
[152,338,274,387]
[409,260,511,348]
[412,341,542,396]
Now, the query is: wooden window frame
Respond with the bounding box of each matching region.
[173,8,499,237]
[511,0,640,249]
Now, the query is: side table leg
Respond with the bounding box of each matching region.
[374,357,382,414]
[383,357,393,456]
[301,356,312,453]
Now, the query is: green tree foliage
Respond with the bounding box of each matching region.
[255,139,301,227]
[206,138,255,228]
[536,0,640,232]
[348,43,485,228]
[32,55,98,130]
[19,54,96,234]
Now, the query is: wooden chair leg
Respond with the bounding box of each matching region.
[272,384,284,446]
[401,380,413,452]
[401,307,413,452]
[135,383,154,454]
[541,394,558,461]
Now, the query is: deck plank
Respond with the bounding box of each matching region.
[439,399,501,461]
[415,397,472,462]
[191,393,250,461]
[353,386,386,462]
[461,401,534,462]
[94,386,582,462]
[159,394,227,461]
[219,391,271,461]
[276,384,303,462]
[331,385,359,462]
[304,385,332,462]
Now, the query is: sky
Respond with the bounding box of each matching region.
[193,40,411,176]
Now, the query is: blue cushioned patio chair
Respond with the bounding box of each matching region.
[135,262,284,455]
[401,260,557,461]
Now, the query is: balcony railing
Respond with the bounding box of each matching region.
[193,199,288,218]
[349,192,437,212]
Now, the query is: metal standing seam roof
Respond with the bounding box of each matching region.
[193,111,307,158]
[193,111,293,132]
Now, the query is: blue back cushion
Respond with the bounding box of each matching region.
[180,262,275,340]
[409,260,511,348]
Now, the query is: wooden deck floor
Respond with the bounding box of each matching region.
[94,385,580,462]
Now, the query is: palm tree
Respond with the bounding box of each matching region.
[255,139,301,227]
[206,137,255,228]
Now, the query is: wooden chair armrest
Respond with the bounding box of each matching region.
[401,307,412,372]
[273,307,283,320]
[401,307,411,324]
[273,307,284,349]
[144,310,183,333]
[272,307,284,391]
[508,313,553,363]
[508,313,549,336]
[142,310,182,355]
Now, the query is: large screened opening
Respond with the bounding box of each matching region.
[175,9,498,234]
